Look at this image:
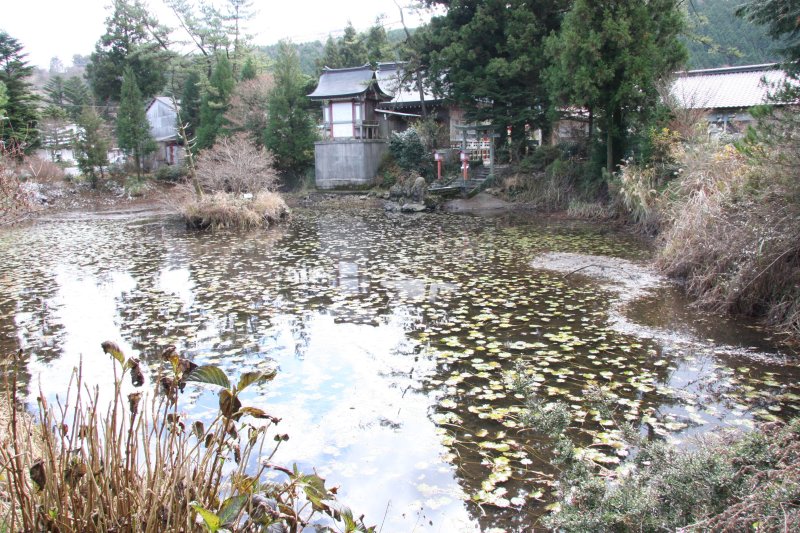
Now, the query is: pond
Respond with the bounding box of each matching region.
[1,205,798,532]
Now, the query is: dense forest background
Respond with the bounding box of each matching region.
[685,0,782,68]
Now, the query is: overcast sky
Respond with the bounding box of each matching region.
[2,0,436,69]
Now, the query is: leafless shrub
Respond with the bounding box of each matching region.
[195,133,280,195]
[225,74,274,144]
[0,148,34,226]
[24,155,66,183]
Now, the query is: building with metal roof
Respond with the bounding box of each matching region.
[671,63,793,136]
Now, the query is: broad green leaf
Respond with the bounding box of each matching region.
[186,365,231,389]
[236,370,277,392]
[190,501,220,532]
[100,341,125,365]
[218,495,248,526]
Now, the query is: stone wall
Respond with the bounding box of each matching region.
[314,140,388,189]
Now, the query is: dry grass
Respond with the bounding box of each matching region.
[0,345,373,532]
[180,191,290,230]
[657,140,800,340]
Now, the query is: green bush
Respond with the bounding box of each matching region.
[389,129,427,173]
[155,164,187,182]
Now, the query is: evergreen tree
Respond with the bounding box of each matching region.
[116,67,155,178]
[63,77,92,122]
[0,31,39,151]
[738,0,800,70]
[0,82,7,120]
[339,22,368,67]
[44,75,67,108]
[86,0,169,103]
[40,105,73,161]
[546,0,686,176]
[196,55,235,150]
[265,41,316,183]
[75,106,111,188]
[319,35,343,68]
[364,20,390,66]
[419,0,568,153]
[240,55,257,80]
[179,70,203,140]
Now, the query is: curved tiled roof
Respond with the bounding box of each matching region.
[671,64,791,109]
[308,65,392,100]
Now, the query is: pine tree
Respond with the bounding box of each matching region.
[0,31,40,151]
[196,55,235,150]
[240,56,257,81]
[76,106,111,188]
[63,77,92,122]
[339,22,368,67]
[319,35,343,69]
[86,0,169,103]
[264,41,316,184]
[116,67,155,178]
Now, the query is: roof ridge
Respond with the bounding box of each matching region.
[676,63,782,77]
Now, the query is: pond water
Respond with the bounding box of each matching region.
[1,206,798,532]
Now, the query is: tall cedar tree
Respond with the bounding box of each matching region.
[86,0,168,103]
[179,70,203,140]
[264,41,316,183]
[0,82,7,119]
[116,67,155,178]
[196,55,235,150]
[75,107,111,188]
[0,31,39,151]
[418,0,569,153]
[546,0,686,176]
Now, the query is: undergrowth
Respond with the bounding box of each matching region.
[508,363,800,532]
[0,344,372,532]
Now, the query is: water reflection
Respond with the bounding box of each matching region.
[0,209,797,531]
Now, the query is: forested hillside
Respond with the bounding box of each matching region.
[685,0,782,68]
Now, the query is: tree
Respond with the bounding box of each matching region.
[196,132,279,194]
[264,41,316,183]
[319,35,343,69]
[225,74,274,146]
[364,19,390,66]
[179,69,203,140]
[240,55,257,80]
[75,106,111,188]
[86,0,169,103]
[546,0,686,176]
[738,0,800,70]
[339,22,368,67]
[116,67,155,178]
[63,77,92,121]
[0,82,7,120]
[419,1,569,154]
[0,31,39,151]
[196,55,235,150]
[40,106,73,161]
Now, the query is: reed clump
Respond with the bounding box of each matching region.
[181,191,289,230]
[0,344,372,532]
[178,133,290,231]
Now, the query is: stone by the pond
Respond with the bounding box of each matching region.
[400,202,426,213]
[410,176,427,202]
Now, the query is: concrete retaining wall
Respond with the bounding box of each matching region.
[314,140,388,189]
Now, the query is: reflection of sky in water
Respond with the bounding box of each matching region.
[1,209,798,532]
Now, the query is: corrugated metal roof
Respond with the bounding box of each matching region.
[308,65,391,100]
[671,63,790,109]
